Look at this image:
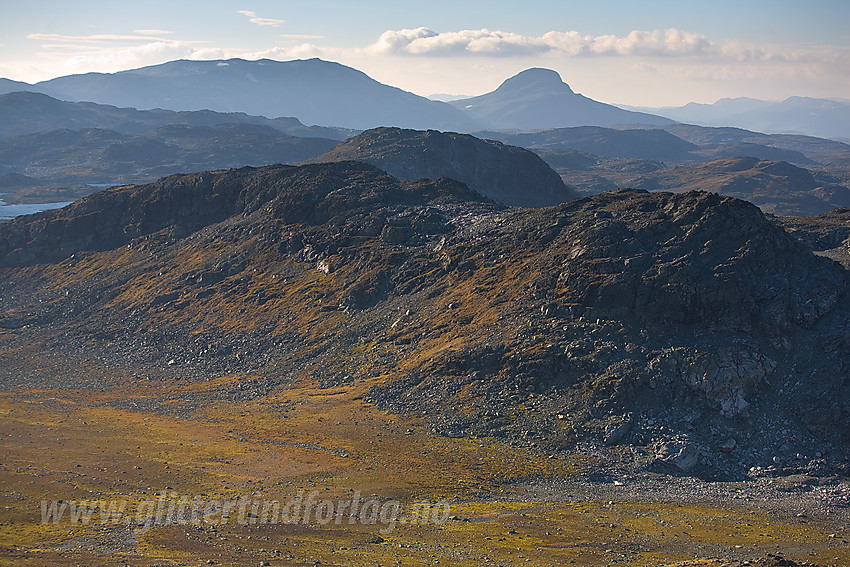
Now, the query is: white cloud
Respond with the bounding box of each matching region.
[580,28,712,56]
[239,44,325,60]
[134,29,174,36]
[22,31,210,73]
[27,33,174,43]
[45,41,204,72]
[368,27,713,58]
[363,26,849,63]
[369,28,546,57]
[280,34,325,40]
[237,10,284,27]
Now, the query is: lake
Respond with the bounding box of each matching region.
[0,198,73,221]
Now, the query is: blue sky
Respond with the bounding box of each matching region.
[1,0,848,105]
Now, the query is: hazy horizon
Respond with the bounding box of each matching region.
[1,0,848,107]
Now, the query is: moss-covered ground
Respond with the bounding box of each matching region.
[1,377,847,566]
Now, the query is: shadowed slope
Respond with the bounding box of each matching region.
[305,127,578,207]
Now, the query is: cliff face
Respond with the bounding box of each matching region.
[305,127,578,207]
[0,163,847,479]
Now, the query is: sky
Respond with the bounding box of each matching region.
[1,0,848,107]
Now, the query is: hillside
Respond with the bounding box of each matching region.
[776,207,850,268]
[29,58,478,131]
[0,78,31,94]
[1,162,846,480]
[481,126,698,162]
[0,123,338,204]
[0,91,351,139]
[1,163,848,564]
[450,68,671,130]
[478,124,850,214]
[623,156,850,216]
[485,124,850,168]
[304,127,578,207]
[657,124,850,168]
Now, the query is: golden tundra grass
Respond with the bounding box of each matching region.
[0,374,848,566]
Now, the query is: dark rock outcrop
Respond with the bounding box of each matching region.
[305,127,578,207]
[0,161,483,266]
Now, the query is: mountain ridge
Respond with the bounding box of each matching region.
[0,162,847,484]
[450,68,672,130]
[27,58,480,131]
[0,91,351,140]
[4,59,675,132]
[5,58,848,140]
[626,96,850,140]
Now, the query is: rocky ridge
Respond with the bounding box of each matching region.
[304,127,578,207]
[0,162,848,482]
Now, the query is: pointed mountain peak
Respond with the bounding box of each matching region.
[496,68,575,95]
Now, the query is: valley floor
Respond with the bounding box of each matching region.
[1,376,847,567]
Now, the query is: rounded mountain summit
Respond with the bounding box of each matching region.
[304,127,579,207]
[450,67,672,130]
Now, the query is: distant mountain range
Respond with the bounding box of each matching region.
[3,87,849,216]
[621,156,850,216]
[2,59,850,218]
[480,126,697,162]
[625,96,850,141]
[0,91,351,140]
[0,92,343,203]
[450,68,672,129]
[489,124,850,170]
[0,78,30,93]
[0,59,672,132]
[0,122,336,185]
[3,58,848,139]
[1,59,478,131]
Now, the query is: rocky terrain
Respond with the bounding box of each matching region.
[1,162,848,480]
[304,127,578,207]
[776,208,850,268]
[1,161,849,564]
